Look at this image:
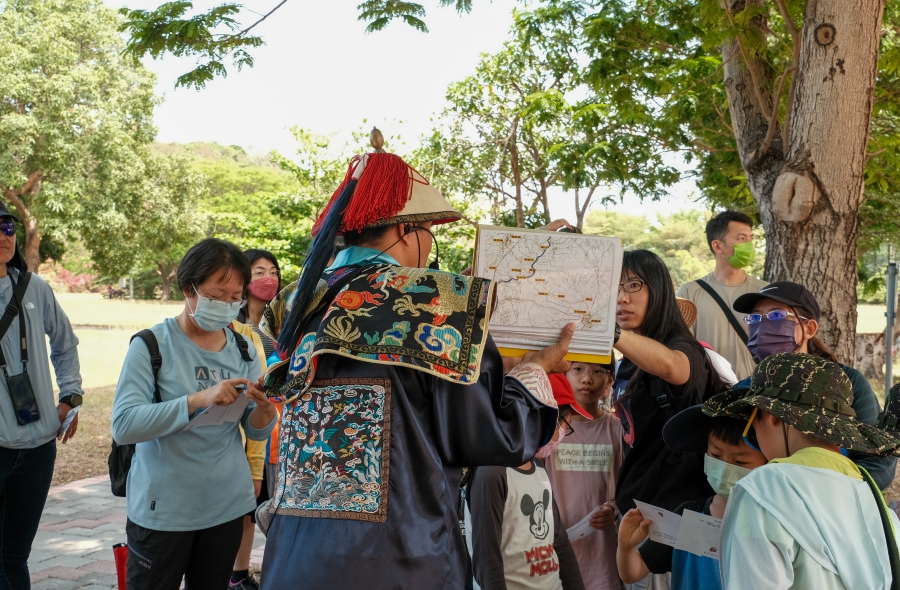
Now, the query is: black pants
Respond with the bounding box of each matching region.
[0,439,56,590]
[126,516,243,590]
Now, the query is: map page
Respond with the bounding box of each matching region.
[474,225,622,362]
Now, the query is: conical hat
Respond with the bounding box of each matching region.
[312,153,461,236]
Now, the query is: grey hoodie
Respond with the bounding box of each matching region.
[0,269,83,449]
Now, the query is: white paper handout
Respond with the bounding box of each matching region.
[182,393,250,432]
[634,500,682,547]
[674,509,723,561]
[566,506,602,542]
[57,406,80,436]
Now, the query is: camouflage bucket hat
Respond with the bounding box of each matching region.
[878,381,900,432]
[703,352,900,456]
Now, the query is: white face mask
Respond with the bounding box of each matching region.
[704,454,752,498]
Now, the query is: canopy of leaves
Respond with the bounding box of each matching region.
[420,4,680,229]
[0,0,157,264]
[120,0,476,89]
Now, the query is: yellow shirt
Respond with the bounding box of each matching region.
[770,446,863,480]
[232,320,268,481]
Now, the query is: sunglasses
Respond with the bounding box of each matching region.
[743,310,808,324]
[742,407,761,451]
[0,220,15,237]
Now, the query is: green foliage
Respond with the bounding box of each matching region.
[421,4,681,228]
[584,209,716,286]
[119,1,263,89]
[81,154,207,289]
[120,0,477,88]
[0,0,157,266]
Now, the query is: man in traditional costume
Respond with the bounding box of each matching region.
[258,144,570,588]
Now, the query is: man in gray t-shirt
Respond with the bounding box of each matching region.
[676,211,768,381]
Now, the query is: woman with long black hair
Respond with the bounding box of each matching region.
[612,250,721,514]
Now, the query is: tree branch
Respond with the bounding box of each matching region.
[225,0,288,40]
[773,0,801,147]
[3,170,42,220]
[757,65,795,158]
[722,0,771,121]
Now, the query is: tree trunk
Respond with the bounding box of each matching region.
[3,170,44,271]
[722,0,884,362]
[158,262,176,302]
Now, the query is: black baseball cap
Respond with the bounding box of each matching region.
[732,281,821,321]
[0,201,19,222]
[662,404,712,453]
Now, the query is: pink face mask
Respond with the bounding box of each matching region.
[535,425,566,459]
[248,277,279,302]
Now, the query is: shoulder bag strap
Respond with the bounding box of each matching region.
[228,328,253,363]
[0,271,32,372]
[130,330,162,404]
[695,279,748,345]
[861,466,900,590]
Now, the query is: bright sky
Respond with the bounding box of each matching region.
[122,0,699,221]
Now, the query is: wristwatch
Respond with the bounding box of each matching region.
[58,393,83,408]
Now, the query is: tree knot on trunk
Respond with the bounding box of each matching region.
[815,24,836,47]
[772,171,818,222]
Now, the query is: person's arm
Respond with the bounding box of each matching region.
[845,367,898,489]
[720,485,796,590]
[112,337,260,444]
[552,498,585,590]
[468,467,510,590]
[428,327,573,467]
[111,337,192,445]
[616,509,651,584]
[238,339,278,438]
[614,330,691,386]
[39,280,83,402]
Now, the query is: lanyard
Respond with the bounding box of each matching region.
[0,273,28,376]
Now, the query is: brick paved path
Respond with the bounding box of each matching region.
[28,475,266,589]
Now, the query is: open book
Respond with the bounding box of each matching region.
[473,225,623,364]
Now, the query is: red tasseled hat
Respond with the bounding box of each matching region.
[312,152,461,236]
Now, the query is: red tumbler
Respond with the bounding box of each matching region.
[112,543,128,590]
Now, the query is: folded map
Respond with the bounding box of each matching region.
[473,225,623,363]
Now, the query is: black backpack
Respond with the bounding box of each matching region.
[107,327,253,497]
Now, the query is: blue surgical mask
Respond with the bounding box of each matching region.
[188,286,244,332]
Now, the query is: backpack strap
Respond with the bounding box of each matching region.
[694,279,749,345]
[860,466,900,590]
[228,327,253,363]
[130,330,162,404]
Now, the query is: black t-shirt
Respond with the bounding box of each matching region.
[614,337,713,512]
[638,496,714,574]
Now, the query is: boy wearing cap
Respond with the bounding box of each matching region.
[467,374,588,590]
[731,280,897,490]
[615,406,767,590]
[545,363,624,590]
[705,352,900,590]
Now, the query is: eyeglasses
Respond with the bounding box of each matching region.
[252,269,280,279]
[194,285,246,308]
[743,310,808,325]
[560,415,575,436]
[742,407,761,451]
[618,279,645,293]
[0,221,15,237]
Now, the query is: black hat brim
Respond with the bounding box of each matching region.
[662,405,711,454]
[732,291,806,315]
